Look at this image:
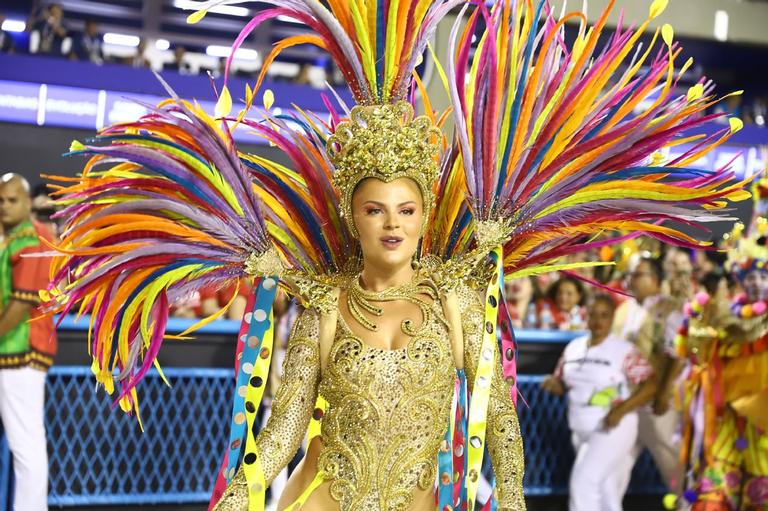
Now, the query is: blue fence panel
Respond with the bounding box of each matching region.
[0,367,664,506]
[0,430,10,509]
[46,366,233,506]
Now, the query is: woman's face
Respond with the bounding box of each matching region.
[555,281,581,312]
[742,270,768,302]
[505,277,533,302]
[587,300,615,341]
[351,177,423,272]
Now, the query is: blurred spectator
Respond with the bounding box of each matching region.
[30,3,68,55]
[164,45,193,75]
[504,277,537,328]
[664,248,694,301]
[699,268,732,298]
[69,18,103,64]
[30,183,59,238]
[613,255,685,499]
[124,38,148,68]
[170,290,201,318]
[200,279,251,321]
[0,12,17,53]
[0,173,57,511]
[692,248,726,283]
[534,275,587,330]
[614,256,663,343]
[541,295,656,511]
[294,63,312,85]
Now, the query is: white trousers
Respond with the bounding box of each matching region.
[569,412,638,511]
[0,367,48,511]
[617,406,682,496]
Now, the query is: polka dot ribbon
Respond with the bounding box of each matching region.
[242,304,275,509]
[209,276,278,510]
[465,246,504,509]
[307,395,327,442]
[438,370,467,510]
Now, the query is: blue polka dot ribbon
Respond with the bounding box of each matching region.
[438,370,467,510]
[210,276,277,510]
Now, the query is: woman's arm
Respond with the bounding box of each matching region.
[603,377,657,428]
[214,307,322,510]
[604,349,657,428]
[457,285,526,511]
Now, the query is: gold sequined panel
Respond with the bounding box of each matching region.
[258,309,321,481]
[212,466,248,511]
[455,284,526,511]
[317,296,455,511]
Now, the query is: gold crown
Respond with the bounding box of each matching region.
[327,101,441,238]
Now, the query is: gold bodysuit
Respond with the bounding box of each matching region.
[215,282,526,511]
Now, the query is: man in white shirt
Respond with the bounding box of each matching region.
[614,256,685,499]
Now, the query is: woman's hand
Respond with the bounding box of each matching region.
[652,393,671,415]
[603,404,625,429]
[541,375,565,396]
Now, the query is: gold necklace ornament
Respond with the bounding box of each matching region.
[347,273,438,333]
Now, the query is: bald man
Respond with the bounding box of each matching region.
[0,173,56,511]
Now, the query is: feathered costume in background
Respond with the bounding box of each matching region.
[43,0,750,509]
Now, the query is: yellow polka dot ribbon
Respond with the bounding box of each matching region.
[284,471,326,511]
[243,307,275,510]
[465,245,503,508]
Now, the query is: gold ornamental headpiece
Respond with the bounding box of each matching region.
[327,101,441,238]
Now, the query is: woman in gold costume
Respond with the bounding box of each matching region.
[215,158,525,510]
[42,0,750,510]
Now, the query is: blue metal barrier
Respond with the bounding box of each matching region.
[0,432,10,509]
[56,315,584,341]
[0,367,664,506]
[46,366,233,506]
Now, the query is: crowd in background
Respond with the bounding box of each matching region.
[3,3,768,120]
[0,3,339,87]
[504,241,728,332]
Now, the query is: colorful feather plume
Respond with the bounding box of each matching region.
[236,105,355,274]
[43,88,274,417]
[426,0,752,277]
[184,0,463,107]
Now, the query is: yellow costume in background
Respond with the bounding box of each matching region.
[677,188,768,510]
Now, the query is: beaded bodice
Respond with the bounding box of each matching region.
[316,297,456,510]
